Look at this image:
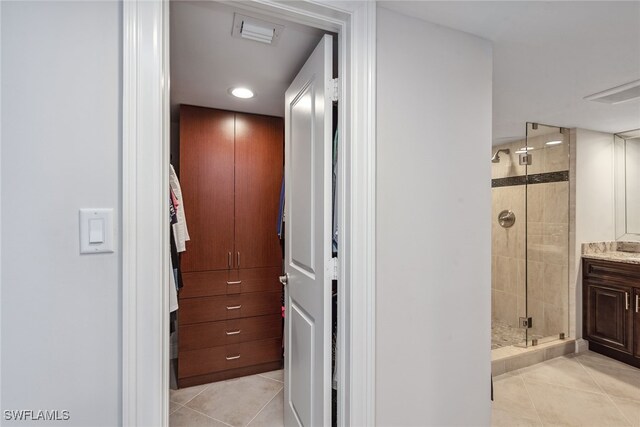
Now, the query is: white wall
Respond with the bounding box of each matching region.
[376,7,492,426]
[573,128,615,339]
[1,2,121,425]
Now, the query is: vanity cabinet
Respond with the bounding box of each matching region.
[583,258,640,368]
[635,288,640,358]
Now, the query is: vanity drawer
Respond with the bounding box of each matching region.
[178,337,282,379]
[583,258,640,284]
[179,314,282,351]
[180,267,282,299]
[179,291,282,325]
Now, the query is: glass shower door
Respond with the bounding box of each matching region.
[524,122,570,346]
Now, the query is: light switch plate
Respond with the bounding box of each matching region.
[80,208,114,254]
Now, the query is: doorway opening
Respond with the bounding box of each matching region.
[121,1,375,425]
[167,2,338,426]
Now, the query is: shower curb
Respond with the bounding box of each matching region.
[491,339,576,376]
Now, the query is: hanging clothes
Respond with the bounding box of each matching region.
[168,164,189,316]
[169,164,190,253]
[332,129,338,254]
[169,257,179,313]
[168,194,179,313]
[277,177,285,239]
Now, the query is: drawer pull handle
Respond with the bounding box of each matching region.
[226,330,241,335]
[226,355,241,361]
[226,281,242,285]
[636,295,639,313]
[226,305,242,310]
[625,292,630,310]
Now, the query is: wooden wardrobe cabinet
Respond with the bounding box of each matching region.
[178,105,284,387]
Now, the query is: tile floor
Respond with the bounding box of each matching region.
[493,351,640,426]
[170,351,639,426]
[170,370,284,427]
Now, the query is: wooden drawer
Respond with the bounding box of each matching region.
[178,337,282,379]
[583,258,640,284]
[179,291,282,325]
[180,267,282,299]
[179,314,282,351]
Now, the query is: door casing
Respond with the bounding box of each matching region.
[121,1,376,426]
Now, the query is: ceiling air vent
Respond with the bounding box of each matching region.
[232,13,284,45]
[584,79,640,105]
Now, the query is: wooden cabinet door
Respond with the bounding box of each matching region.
[179,106,235,272]
[585,280,633,354]
[635,288,640,358]
[234,113,284,269]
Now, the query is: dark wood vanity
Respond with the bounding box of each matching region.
[583,257,640,368]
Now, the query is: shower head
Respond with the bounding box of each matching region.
[491,148,510,163]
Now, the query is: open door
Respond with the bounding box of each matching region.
[282,34,334,427]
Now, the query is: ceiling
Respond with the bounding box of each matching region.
[172,1,640,143]
[380,1,640,144]
[170,1,325,120]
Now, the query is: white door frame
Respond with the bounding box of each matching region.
[122,1,376,426]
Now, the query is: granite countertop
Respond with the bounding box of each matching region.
[582,242,640,265]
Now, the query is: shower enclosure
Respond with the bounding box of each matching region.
[491,123,570,349]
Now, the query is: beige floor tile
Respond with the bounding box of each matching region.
[170,401,182,415]
[186,375,283,427]
[519,356,602,394]
[524,379,631,426]
[170,383,209,405]
[573,352,640,373]
[580,361,640,402]
[247,389,284,427]
[259,369,284,383]
[491,407,542,427]
[170,406,229,427]
[492,374,538,420]
[494,370,521,379]
[611,397,640,427]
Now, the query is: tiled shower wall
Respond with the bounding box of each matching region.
[491,132,569,339]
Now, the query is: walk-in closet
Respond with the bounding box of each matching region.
[167,2,339,426]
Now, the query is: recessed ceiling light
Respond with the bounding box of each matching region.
[546,140,562,146]
[229,87,254,99]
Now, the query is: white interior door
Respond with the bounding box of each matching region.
[283,34,333,427]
